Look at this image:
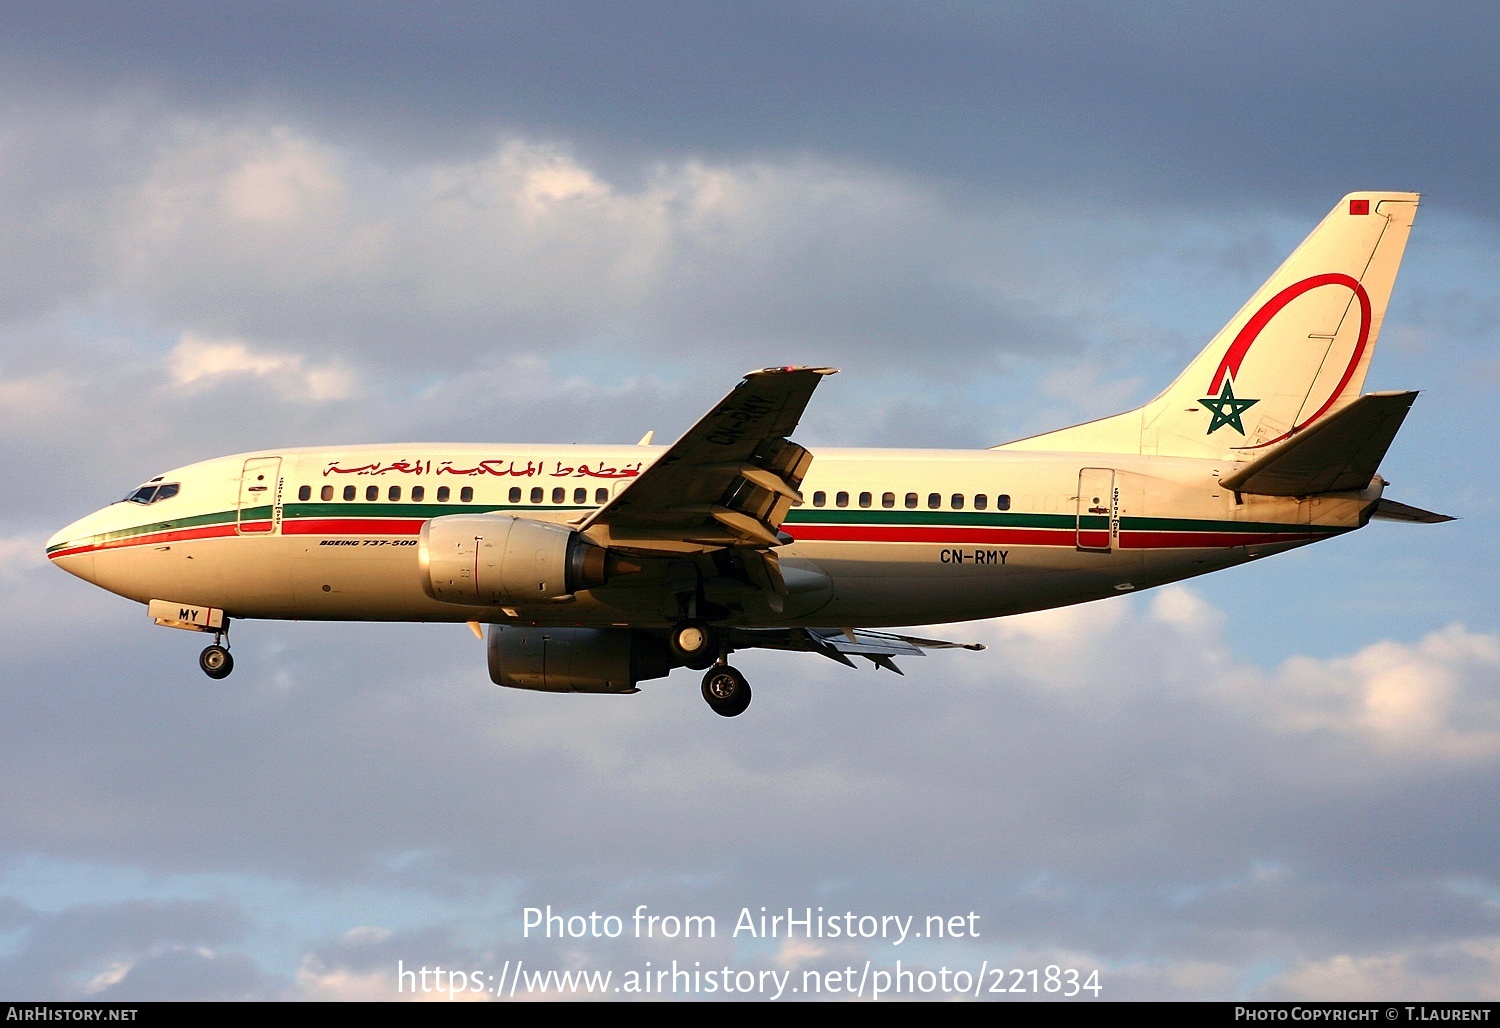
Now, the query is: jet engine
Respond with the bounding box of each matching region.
[487,625,673,693]
[419,513,616,605]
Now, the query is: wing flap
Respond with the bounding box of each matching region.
[1219,391,1417,496]
[727,626,987,673]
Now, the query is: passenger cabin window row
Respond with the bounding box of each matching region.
[498,486,610,505]
[293,484,611,505]
[808,490,1011,511]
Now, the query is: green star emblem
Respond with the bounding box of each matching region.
[1200,377,1259,435]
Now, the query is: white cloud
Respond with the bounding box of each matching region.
[1258,625,1500,760]
[0,369,78,422]
[0,536,45,577]
[955,587,1500,764]
[1268,938,1500,1000]
[167,332,357,401]
[292,954,480,1001]
[83,960,132,995]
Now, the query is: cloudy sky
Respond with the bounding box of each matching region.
[4,1,1498,1001]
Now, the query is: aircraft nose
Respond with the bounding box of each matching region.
[46,517,98,584]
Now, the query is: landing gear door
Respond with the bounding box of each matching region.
[238,457,283,535]
[1077,468,1115,552]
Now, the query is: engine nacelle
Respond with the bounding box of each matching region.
[418,514,609,605]
[487,625,673,693]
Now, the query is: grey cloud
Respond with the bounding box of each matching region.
[0,104,1111,381]
[0,898,260,1000]
[3,3,1497,219]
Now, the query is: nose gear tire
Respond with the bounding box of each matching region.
[199,644,234,680]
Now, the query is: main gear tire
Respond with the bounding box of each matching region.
[671,619,718,671]
[701,665,751,717]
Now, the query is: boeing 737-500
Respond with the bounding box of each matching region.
[47,192,1450,716]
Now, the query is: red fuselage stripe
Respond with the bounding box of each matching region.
[49,517,1329,560]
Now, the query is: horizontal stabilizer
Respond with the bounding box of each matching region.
[1218,391,1417,496]
[1371,498,1455,524]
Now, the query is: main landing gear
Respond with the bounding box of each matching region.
[671,619,751,716]
[199,628,234,680]
[701,664,751,717]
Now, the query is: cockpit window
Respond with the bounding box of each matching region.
[124,482,180,505]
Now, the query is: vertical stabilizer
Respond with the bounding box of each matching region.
[999,192,1419,460]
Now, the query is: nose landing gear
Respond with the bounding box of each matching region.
[199,628,234,680]
[701,664,751,717]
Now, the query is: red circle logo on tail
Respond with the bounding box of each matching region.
[1208,273,1371,448]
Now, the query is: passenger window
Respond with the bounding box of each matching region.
[552,487,564,504]
[343,485,356,501]
[595,488,608,504]
[436,486,450,502]
[905,492,918,509]
[321,485,334,501]
[365,485,378,501]
[509,487,521,503]
[836,491,849,508]
[388,486,401,501]
[882,492,895,509]
[858,491,872,508]
[460,486,474,503]
[573,487,586,504]
[813,491,826,507]
[974,493,987,511]
[412,486,424,502]
[298,485,311,501]
[997,494,1011,511]
[928,493,941,509]
[530,487,543,503]
[952,494,964,509]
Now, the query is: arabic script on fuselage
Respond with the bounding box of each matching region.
[322,458,643,479]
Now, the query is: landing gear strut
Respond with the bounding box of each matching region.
[701,664,751,717]
[199,628,234,680]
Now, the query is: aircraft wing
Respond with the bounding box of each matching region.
[729,626,987,674]
[579,367,836,555]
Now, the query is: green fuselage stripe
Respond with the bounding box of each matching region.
[49,499,1339,555]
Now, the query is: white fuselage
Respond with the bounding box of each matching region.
[47,443,1376,630]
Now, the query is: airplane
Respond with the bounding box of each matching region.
[46,191,1451,716]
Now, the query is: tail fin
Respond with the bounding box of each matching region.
[1000,192,1420,460]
